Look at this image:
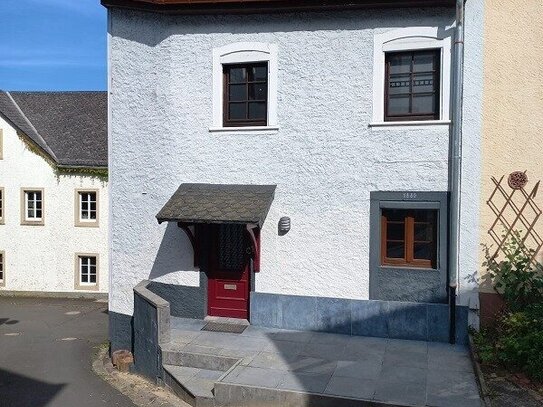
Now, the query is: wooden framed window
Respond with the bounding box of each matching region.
[223,63,268,127]
[0,251,4,287]
[75,254,99,290]
[75,190,99,227]
[385,50,440,121]
[381,208,437,268]
[21,188,44,225]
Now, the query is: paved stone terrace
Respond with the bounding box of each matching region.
[165,317,482,407]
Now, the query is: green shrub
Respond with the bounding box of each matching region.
[483,231,543,311]
[480,233,543,382]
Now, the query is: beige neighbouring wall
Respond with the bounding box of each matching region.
[479,0,543,298]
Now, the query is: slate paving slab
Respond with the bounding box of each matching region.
[168,317,482,407]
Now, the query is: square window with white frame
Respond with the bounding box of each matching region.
[21,189,44,225]
[77,255,98,288]
[76,190,98,226]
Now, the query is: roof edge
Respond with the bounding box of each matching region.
[4,91,59,162]
[101,0,455,14]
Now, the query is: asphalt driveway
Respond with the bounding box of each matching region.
[0,296,135,407]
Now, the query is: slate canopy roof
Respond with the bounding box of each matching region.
[0,91,107,168]
[156,184,277,227]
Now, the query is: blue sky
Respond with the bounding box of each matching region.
[1,0,107,91]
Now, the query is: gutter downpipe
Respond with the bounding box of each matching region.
[449,0,465,344]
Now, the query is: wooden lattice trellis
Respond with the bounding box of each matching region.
[487,172,542,266]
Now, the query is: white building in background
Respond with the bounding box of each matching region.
[0,91,109,295]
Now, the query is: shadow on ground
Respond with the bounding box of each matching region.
[0,368,64,406]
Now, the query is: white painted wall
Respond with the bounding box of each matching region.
[0,116,109,293]
[108,6,482,317]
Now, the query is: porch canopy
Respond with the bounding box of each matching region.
[156,183,276,227]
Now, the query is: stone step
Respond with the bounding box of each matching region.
[163,364,222,407]
[161,347,239,371]
[213,381,408,407]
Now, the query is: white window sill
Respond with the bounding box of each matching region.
[369,120,451,129]
[209,126,279,134]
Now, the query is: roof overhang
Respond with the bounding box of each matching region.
[101,0,454,14]
[156,183,276,227]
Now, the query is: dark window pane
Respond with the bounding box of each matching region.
[36,209,42,218]
[219,224,245,270]
[414,223,433,241]
[383,209,405,222]
[229,67,246,83]
[414,242,432,260]
[413,52,436,72]
[388,74,411,95]
[386,242,405,259]
[229,84,246,102]
[388,96,410,115]
[387,221,405,240]
[413,209,436,222]
[90,202,96,211]
[389,54,411,74]
[412,73,435,94]
[248,102,266,120]
[81,274,88,283]
[229,103,246,120]
[248,83,266,101]
[251,66,267,81]
[412,94,435,114]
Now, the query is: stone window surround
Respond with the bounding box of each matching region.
[369,191,449,301]
[74,189,100,228]
[370,26,452,128]
[20,188,45,226]
[74,253,100,291]
[210,42,279,134]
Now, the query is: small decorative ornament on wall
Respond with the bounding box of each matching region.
[508,171,528,190]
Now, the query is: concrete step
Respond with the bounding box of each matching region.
[161,346,238,371]
[163,364,222,407]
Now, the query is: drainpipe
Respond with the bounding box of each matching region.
[449,0,465,344]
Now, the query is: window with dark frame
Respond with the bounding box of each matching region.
[79,256,97,285]
[381,208,438,269]
[0,252,4,284]
[25,190,42,220]
[385,50,440,121]
[223,63,268,127]
[79,191,97,222]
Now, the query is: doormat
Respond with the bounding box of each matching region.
[201,322,247,334]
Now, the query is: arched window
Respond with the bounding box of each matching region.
[371,27,452,126]
[211,42,278,132]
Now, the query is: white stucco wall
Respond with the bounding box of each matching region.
[0,117,109,293]
[108,6,482,316]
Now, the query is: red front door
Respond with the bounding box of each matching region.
[207,224,250,319]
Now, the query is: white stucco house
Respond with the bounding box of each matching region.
[102,0,484,354]
[0,91,109,296]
